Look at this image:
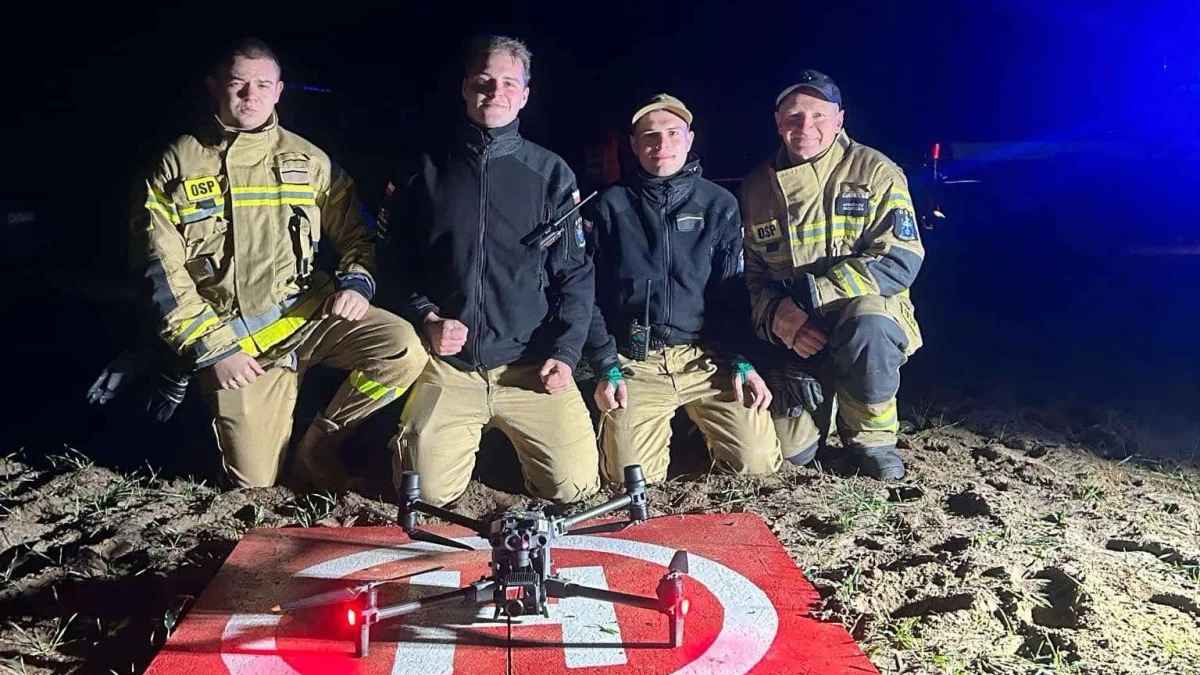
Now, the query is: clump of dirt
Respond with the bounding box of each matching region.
[2,399,1199,674]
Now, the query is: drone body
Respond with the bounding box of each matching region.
[273,464,690,658]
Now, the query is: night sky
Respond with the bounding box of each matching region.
[2,0,1198,454]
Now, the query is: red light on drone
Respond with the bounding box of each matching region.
[932,142,942,161]
[347,609,357,626]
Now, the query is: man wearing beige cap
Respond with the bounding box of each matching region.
[738,70,925,480]
[583,93,782,486]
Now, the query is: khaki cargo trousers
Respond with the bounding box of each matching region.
[198,306,428,488]
[600,345,782,486]
[391,355,601,507]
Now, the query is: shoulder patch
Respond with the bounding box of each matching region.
[573,218,586,247]
[891,208,918,241]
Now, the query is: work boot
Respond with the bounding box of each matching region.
[856,444,906,480]
[288,415,351,492]
[785,440,819,467]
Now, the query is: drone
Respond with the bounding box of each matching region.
[272,464,691,658]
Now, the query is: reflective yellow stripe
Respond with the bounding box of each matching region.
[230,185,315,194]
[235,286,331,356]
[236,337,262,357]
[846,266,872,295]
[882,190,913,211]
[232,197,317,207]
[145,187,180,226]
[144,199,179,225]
[861,402,899,431]
[833,266,869,297]
[228,185,317,207]
[796,222,826,245]
[170,306,219,348]
[349,370,404,401]
[829,215,864,238]
[178,197,226,218]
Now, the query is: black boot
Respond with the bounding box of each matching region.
[856,444,906,480]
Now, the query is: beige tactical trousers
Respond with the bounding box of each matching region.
[391,355,601,506]
[600,345,782,486]
[198,306,427,488]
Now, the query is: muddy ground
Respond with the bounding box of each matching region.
[1,394,1198,675]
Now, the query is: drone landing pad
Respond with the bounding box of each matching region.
[146,513,877,674]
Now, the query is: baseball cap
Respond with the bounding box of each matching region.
[631,93,694,127]
[775,70,842,109]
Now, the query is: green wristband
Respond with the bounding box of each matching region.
[733,361,754,384]
[605,365,625,387]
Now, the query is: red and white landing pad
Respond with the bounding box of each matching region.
[145,513,877,674]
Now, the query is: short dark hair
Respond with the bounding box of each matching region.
[464,34,531,85]
[211,36,281,78]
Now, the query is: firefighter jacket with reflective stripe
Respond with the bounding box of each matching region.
[132,112,377,368]
[379,117,594,372]
[738,131,923,349]
[583,156,751,373]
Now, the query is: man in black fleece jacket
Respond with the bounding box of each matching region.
[379,35,599,506]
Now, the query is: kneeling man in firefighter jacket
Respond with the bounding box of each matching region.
[739,70,924,480]
[129,37,428,489]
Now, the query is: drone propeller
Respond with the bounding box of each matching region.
[668,550,689,575]
[271,565,444,612]
[406,527,477,551]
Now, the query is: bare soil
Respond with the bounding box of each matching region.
[2,397,1199,675]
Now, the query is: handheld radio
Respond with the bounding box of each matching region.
[628,279,652,361]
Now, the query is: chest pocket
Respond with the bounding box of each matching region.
[172,175,230,284]
[832,182,873,249]
[273,153,321,288]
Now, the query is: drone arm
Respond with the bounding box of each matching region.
[376,582,486,622]
[561,494,632,530]
[545,578,660,612]
[405,500,488,534]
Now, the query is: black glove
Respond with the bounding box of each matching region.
[764,359,825,418]
[146,369,191,422]
[87,351,147,405]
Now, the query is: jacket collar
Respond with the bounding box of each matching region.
[206,110,281,165]
[773,130,852,177]
[631,153,702,209]
[457,116,523,159]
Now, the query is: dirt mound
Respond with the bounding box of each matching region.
[2,403,1199,674]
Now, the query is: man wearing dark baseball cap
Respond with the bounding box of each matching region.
[774,69,843,109]
[736,70,926,480]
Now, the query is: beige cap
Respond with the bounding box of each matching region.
[631,93,693,127]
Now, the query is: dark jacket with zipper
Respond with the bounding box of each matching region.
[379,118,593,372]
[584,156,751,373]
